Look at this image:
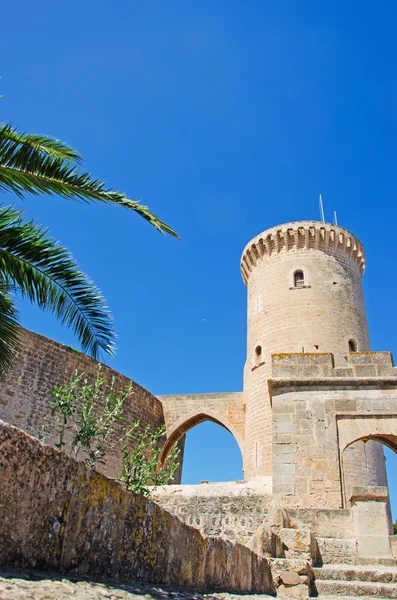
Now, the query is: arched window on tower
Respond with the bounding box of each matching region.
[349,339,357,353]
[294,270,305,288]
[253,345,263,368]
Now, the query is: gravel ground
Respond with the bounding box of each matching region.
[0,570,274,600]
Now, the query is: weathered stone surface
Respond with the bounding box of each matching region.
[279,529,317,563]
[287,508,354,539]
[0,569,277,600]
[351,488,394,561]
[270,558,313,600]
[315,538,356,565]
[279,571,301,585]
[391,536,397,559]
[155,483,273,545]
[0,422,274,595]
[315,578,397,598]
[313,564,397,584]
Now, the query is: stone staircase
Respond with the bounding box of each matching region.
[312,564,397,598]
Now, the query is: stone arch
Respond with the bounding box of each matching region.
[338,415,397,508]
[338,415,397,455]
[159,411,244,467]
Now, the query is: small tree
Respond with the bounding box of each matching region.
[119,425,181,497]
[47,368,180,496]
[49,367,134,468]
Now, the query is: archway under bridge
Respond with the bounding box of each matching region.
[158,410,244,476]
[158,392,246,476]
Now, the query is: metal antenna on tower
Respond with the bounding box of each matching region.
[319,194,325,223]
[334,211,338,226]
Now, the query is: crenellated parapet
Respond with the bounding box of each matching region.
[240,221,366,284]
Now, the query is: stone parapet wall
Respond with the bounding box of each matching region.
[154,482,274,544]
[287,508,355,540]
[0,329,168,480]
[0,421,274,595]
[271,351,396,380]
[155,483,358,555]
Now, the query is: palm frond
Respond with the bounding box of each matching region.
[0,282,21,375]
[0,205,116,359]
[0,123,179,238]
[0,123,82,163]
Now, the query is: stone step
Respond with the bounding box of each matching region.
[315,597,392,600]
[314,579,397,598]
[313,565,397,584]
[315,537,357,565]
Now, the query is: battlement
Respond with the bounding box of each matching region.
[271,351,396,380]
[241,221,365,284]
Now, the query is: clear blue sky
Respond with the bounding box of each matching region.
[1,1,397,516]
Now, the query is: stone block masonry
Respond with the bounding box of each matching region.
[0,328,181,481]
[154,482,274,544]
[0,421,275,595]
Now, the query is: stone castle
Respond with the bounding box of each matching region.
[2,219,397,597]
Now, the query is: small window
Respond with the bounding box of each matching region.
[294,270,304,288]
[348,339,357,353]
[253,345,263,368]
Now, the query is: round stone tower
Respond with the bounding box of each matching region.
[240,220,373,481]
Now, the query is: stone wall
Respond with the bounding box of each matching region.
[270,352,397,508]
[155,483,359,565]
[155,481,274,544]
[0,421,274,595]
[0,329,176,481]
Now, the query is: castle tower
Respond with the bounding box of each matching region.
[240,221,373,481]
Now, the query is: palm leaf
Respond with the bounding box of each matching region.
[0,123,82,163]
[0,123,179,238]
[0,282,21,374]
[0,205,116,359]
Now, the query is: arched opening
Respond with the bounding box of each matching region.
[159,413,244,483]
[341,435,397,533]
[253,345,263,368]
[294,270,304,288]
[348,339,357,352]
[182,421,243,483]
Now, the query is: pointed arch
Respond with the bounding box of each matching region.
[338,415,397,455]
[159,411,244,467]
[343,433,397,454]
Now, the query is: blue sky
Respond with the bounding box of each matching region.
[1,1,397,516]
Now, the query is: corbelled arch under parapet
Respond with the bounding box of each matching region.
[157,392,246,470]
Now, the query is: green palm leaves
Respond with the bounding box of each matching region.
[0,123,178,373]
[0,124,179,237]
[0,205,115,360]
